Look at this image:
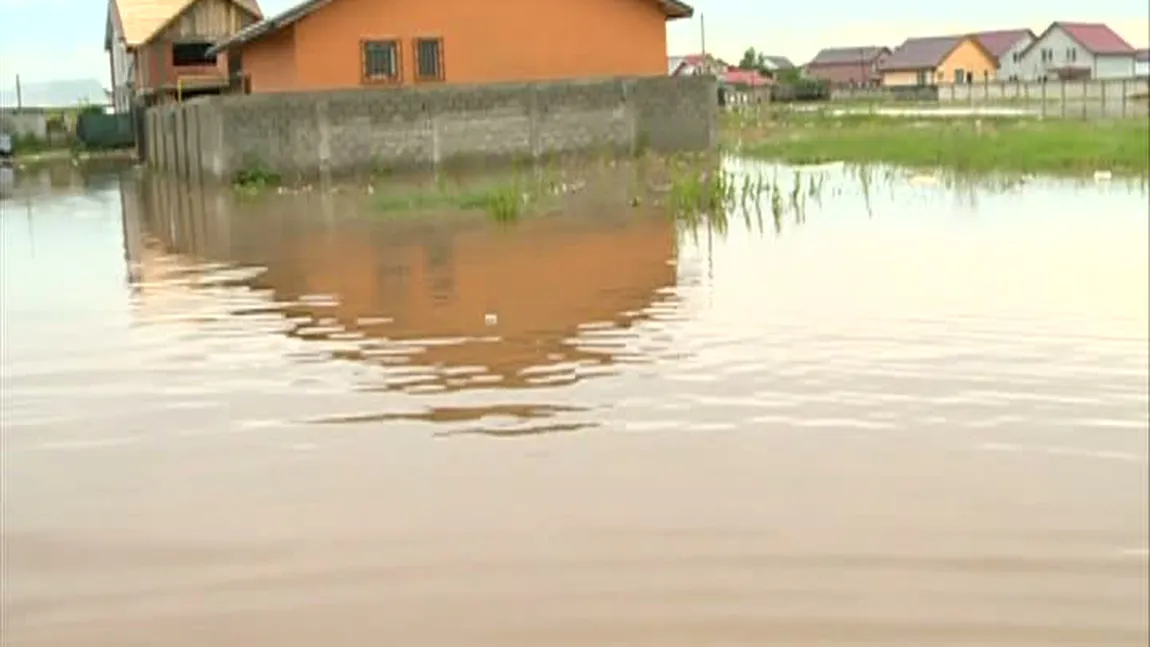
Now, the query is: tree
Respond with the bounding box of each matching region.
[738,48,762,71]
[775,67,803,84]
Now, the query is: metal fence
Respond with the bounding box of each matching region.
[76,112,135,150]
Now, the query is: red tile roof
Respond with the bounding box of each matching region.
[970,29,1035,58]
[1035,22,1136,56]
[722,68,770,87]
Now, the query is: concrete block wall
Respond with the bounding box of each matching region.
[942,78,1150,103]
[148,75,718,180]
[941,78,1150,118]
[0,111,48,139]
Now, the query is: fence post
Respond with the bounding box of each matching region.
[1082,79,1088,120]
[1100,80,1106,119]
[1060,80,1066,118]
[1121,79,1127,118]
[1041,81,1046,118]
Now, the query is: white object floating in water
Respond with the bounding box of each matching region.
[1093,170,1112,182]
[484,313,498,326]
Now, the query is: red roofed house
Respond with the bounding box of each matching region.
[721,67,770,88]
[803,46,890,86]
[1015,22,1137,80]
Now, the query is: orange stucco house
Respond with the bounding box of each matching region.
[207,0,694,93]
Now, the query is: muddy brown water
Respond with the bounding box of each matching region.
[2,162,1147,646]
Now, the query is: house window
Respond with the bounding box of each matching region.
[1067,48,1077,62]
[414,37,444,82]
[362,39,400,83]
[172,41,216,67]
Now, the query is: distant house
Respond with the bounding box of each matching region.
[880,35,997,86]
[760,55,795,74]
[721,68,771,88]
[803,46,890,86]
[1015,22,1137,80]
[970,29,1036,81]
[1137,49,1150,78]
[105,0,262,112]
[211,0,693,93]
[669,53,727,77]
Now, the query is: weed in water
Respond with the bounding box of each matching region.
[233,159,281,195]
[372,175,533,222]
[665,161,823,236]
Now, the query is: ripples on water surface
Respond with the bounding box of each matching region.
[2,161,1147,646]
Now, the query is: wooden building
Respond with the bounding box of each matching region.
[105,0,262,110]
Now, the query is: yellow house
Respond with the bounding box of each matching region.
[880,35,998,86]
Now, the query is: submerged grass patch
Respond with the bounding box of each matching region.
[661,156,823,236]
[372,174,544,222]
[730,112,1150,175]
[232,160,282,195]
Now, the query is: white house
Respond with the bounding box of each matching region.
[104,3,134,113]
[667,54,727,77]
[1015,21,1137,80]
[1137,49,1150,78]
[971,29,1035,81]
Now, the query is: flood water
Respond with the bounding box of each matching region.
[2,161,1148,646]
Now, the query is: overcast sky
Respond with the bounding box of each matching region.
[0,0,1146,85]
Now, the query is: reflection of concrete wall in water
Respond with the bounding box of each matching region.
[144,75,718,180]
[125,175,677,385]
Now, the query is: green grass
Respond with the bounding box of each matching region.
[373,176,534,222]
[732,113,1150,175]
[232,160,282,195]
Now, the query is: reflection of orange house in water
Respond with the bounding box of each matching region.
[122,175,677,390]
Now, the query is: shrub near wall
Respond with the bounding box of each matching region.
[770,78,831,103]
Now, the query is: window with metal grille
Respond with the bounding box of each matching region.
[414,38,444,82]
[362,40,400,83]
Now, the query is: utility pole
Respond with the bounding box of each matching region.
[700,14,706,59]
[15,74,23,110]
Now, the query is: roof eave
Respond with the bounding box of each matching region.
[661,0,693,20]
[208,0,329,56]
[880,66,934,73]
